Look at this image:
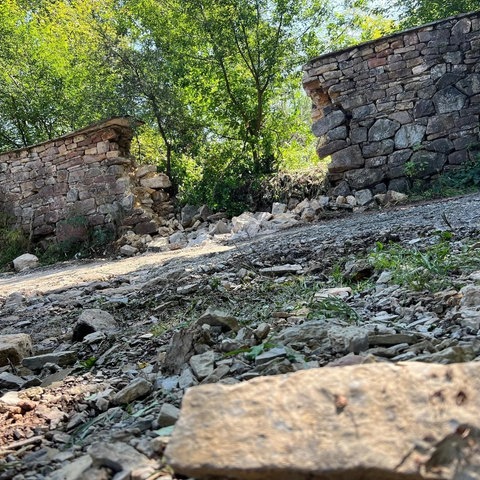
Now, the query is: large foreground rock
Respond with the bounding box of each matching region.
[166,362,480,480]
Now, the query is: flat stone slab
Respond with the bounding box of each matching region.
[166,362,480,480]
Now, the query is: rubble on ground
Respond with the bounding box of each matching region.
[1,193,480,479]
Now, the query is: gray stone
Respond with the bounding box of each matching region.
[432,86,467,114]
[178,367,197,389]
[451,17,472,35]
[460,285,480,307]
[331,181,351,197]
[210,219,231,235]
[198,204,212,221]
[189,351,215,380]
[259,264,302,275]
[456,73,480,96]
[22,351,76,371]
[326,126,348,141]
[368,119,400,141]
[351,104,376,119]
[328,326,369,353]
[388,177,410,193]
[354,189,373,206]
[385,190,408,203]
[317,139,348,157]
[196,308,240,332]
[408,151,446,177]
[413,99,435,118]
[119,244,138,256]
[368,333,419,346]
[0,334,33,366]
[362,140,394,157]
[202,364,231,384]
[163,329,196,375]
[0,372,27,390]
[427,138,454,154]
[311,110,345,137]
[376,271,393,284]
[166,362,480,480]
[157,403,181,427]
[13,253,39,272]
[72,309,118,342]
[273,321,328,349]
[181,204,199,228]
[135,165,156,178]
[435,73,464,90]
[139,173,171,189]
[345,168,385,189]
[328,145,364,173]
[88,441,155,477]
[48,454,93,480]
[271,202,287,215]
[169,231,188,248]
[394,124,426,149]
[113,377,152,405]
[254,347,287,366]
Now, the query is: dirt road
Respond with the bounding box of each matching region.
[1,192,479,297]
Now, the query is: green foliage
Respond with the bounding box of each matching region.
[0,214,29,271]
[395,0,478,27]
[37,222,114,265]
[0,0,120,151]
[404,158,429,178]
[79,357,97,370]
[409,155,480,200]
[308,296,362,324]
[369,236,480,292]
[244,341,276,361]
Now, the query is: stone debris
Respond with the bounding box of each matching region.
[22,351,76,371]
[117,190,408,255]
[0,334,33,366]
[12,254,39,272]
[72,309,118,342]
[0,193,480,479]
[112,377,152,405]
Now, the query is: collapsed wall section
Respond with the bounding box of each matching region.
[303,11,480,196]
[0,117,173,243]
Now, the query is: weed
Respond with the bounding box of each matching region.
[244,341,276,360]
[404,158,429,178]
[308,297,362,324]
[369,235,480,292]
[409,155,480,200]
[79,357,97,370]
[0,214,29,271]
[329,263,346,286]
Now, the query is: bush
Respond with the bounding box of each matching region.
[0,214,30,270]
[409,154,480,199]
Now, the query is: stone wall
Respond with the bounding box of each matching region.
[303,11,480,196]
[0,117,173,242]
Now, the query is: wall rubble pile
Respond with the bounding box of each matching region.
[0,117,173,242]
[303,11,480,195]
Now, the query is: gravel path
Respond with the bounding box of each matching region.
[1,192,479,297]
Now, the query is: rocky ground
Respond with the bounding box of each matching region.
[1,192,480,479]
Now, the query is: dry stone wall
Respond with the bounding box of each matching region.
[0,117,173,242]
[303,11,480,196]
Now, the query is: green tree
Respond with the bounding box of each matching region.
[96,0,203,183]
[181,0,332,175]
[395,0,478,27]
[0,0,119,151]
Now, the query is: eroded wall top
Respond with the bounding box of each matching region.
[303,11,480,196]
